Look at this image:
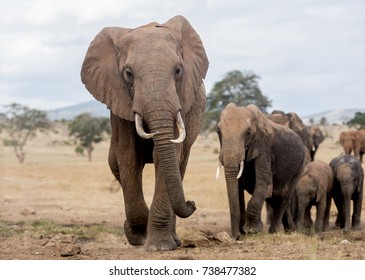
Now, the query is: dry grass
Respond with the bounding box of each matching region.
[0,124,364,259]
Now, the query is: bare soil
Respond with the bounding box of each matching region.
[0,125,364,260]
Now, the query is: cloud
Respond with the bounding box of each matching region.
[0,0,364,116]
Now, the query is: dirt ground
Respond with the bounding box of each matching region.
[0,124,364,260]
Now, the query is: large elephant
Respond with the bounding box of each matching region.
[266,110,311,224]
[294,160,333,238]
[308,126,324,161]
[216,103,305,238]
[339,131,356,155]
[329,154,364,232]
[81,16,209,251]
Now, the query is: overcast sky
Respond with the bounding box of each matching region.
[0,0,364,116]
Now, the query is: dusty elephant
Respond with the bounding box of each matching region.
[329,154,364,232]
[339,131,356,155]
[216,103,305,238]
[81,15,209,251]
[266,110,311,224]
[294,160,333,238]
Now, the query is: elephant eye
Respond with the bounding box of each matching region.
[175,65,183,80]
[123,67,134,84]
[246,129,251,137]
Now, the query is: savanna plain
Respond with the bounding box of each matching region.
[0,124,364,260]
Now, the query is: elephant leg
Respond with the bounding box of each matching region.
[243,187,265,234]
[323,195,332,231]
[238,184,246,234]
[145,154,178,252]
[304,207,313,230]
[296,199,306,233]
[352,193,362,230]
[265,203,274,225]
[343,198,351,232]
[121,169,149,246]
[315,199,326,236]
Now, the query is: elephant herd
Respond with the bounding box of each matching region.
[217,103,364,240]
[81,16,363,252]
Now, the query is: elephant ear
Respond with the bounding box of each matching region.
[246,105,274,161]
[162,15,209,113]
[81,27,134,121]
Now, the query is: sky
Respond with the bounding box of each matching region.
[0,0,364,117]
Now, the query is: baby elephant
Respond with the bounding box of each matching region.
[295,160,333,237]
[329,154,364,232]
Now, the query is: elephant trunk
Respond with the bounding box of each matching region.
[220,140,246,239]
[224,166,242,239]
[143,103,195,219]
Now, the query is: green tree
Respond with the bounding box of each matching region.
[347,112,365,129]
[68,113,110,161]
[202,70,271,133]
[0,103,51,163]
[319,117,328,126]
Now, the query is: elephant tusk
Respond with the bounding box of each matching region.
[135,114,158,139]
[237,161,244,179]
[216,161,222,180]
[170,112,186,143]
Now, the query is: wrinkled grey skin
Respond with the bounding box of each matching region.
[329,155,364,233]
[217,103,305,239]
[81,16,208,251]
[294,160,333,238]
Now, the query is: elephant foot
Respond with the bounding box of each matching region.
[124,220,147,246]
[352,224,362,230]
[243,219,263,234]
[145,236,178,252]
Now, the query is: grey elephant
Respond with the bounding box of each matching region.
[81,15,209,251]
[216,103,305,238]
[308,126,324,161]
[268,110,311,152]
[294,160,333,238]
[329,154,364,232]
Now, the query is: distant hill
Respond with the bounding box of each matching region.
[48,101,365,125]
[301,108,365,125]
[47,101,109,120]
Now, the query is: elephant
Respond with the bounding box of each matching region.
[216,103,305,238]
[308,126,324,161]
[353,130,365,163]
[294,160,333,238]
[268,110,311,152]
[80,15,209,251]
[339,131,356,155]
[329,154,364,232]
[265,110,311,224]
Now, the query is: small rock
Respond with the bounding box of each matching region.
[55,243,81,257]
[20,207,36,216]
[215,231,234,243]
[340,239,351,246]
[181,231,210,247]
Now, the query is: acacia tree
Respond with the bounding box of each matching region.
[0,103,51,163]
[347,112,365,129]
[68,113,110,161]
[202,70,271,133]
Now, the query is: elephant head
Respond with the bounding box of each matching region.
[81,15,208,218]
[217,103,274,238]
